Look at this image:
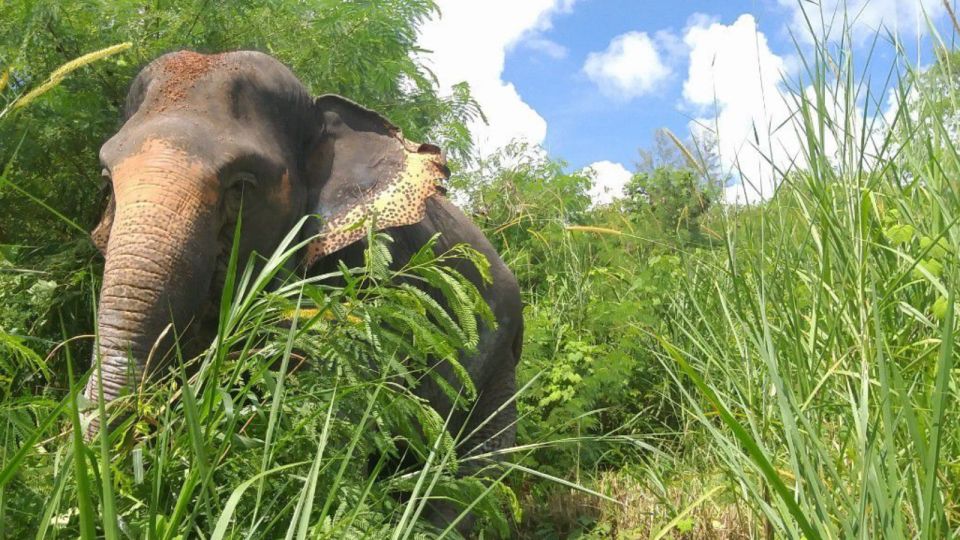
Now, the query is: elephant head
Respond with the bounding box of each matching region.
[85,50,448,434]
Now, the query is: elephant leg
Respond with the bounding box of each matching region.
[461,320,523,470]
[459,368,518,470]
[424,329,522,536]
[423,369,519,537]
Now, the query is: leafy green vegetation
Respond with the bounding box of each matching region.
[3,1,960,538]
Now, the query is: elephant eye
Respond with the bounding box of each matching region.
[228,171,258,191]
[99,168,112,194]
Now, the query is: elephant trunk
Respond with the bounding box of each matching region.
[84,143,219,435]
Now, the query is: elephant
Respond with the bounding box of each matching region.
[84,50,523,524]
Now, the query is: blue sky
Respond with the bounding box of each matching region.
[505,0,786,168]
[418,1,955,202]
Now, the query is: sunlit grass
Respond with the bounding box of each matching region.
[647,10,960,539]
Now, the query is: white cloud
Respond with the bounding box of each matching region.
[418,1,573,155]
[524,37,568,59]
[683,16,785,108]
[682,14,803,202]
[583,31,672,100]
[683,14,891,203]
[584,160,633,204]
[778,0,946,44]
[653,28,687,62]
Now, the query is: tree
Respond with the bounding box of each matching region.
[450,141,592,246]
[888,47,960,175]
[624,166,715,237]
[624,129,723,240]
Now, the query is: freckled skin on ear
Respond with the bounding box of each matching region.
[302,145,447,266]
[90,51,523,532]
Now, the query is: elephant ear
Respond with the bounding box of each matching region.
[302,95,448,268]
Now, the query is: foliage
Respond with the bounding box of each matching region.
[451,143,695,493]
[623,128,724,242]
[899,47,960,151]
[623,165,717,240]
[456,12,960,540]
[448,141,593,291]
[643,28,960,540]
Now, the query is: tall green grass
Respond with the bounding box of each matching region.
[653,13,960,539]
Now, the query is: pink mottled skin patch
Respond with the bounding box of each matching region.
[150,51,225,113]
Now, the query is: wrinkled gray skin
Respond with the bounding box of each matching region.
[86,50,522,528]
